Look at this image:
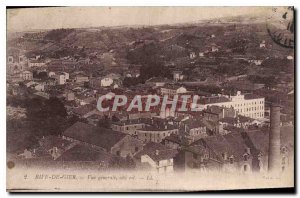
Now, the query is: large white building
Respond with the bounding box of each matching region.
[197,91,265,119]
[52,72,69,85]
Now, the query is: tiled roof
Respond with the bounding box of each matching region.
[56,144,114,162]
[63,122,126,151]
[39,136,72,151]
[183,118,206,129]
[134,142,178,161]
[164,134,190,146]
[147,149,178,162]
[71,104,95,116]
[199,96,230,105]
[244,94,263,100]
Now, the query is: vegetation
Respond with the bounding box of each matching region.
[44,28,74,42]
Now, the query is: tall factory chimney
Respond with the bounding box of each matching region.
[268,104,281,172]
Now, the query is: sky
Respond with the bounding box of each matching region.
[7,7,273,32]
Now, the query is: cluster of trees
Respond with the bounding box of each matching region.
[33,71,48,80]
[125,42,172,86]
[44,28,74,42]
[217,63,247,76]
[8,97,81,143]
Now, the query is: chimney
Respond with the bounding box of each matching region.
[268,104,281,172]
[156,150,159,155]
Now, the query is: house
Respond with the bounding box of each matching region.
[74,74,89,83]
[177,144,221,172]
[28,60,46,67]
[203,105,236,122]
[34,83,45,92]
[7,54,27,75]
[86,114,103,126]
[182,118,207,141]
[52,72,69,85]
[173,71,184,82]
[210,43,219,52]
[25,81,38,88]
[17,135,75,160]
[189,52,196,59]
[219,115,255,130]
[47,59,76,72]
[145,77,172,87]
[55,144,114,168]
[101,77,114,87]
[76,96,96,106]
[259,40,266,48]
[177,130,275,173]
[111,119,148,135]
[248,59,263,66]
[19,71,33,81]
[163,134,191,149]
[69,104,97,118]
[62,122,144,158]
[135,124,179,143]
[160,84,187,96]
[124,69,140,78]
[134,142,178,174]
[64,91,75,101]
[38,135,76,160]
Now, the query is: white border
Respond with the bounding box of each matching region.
[1,0,299,197]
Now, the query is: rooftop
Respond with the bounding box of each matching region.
[199,96,230,105]
[134,142,178,162]
[63,122,126,151]
[56,144,114,162]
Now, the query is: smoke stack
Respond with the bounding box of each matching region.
[268,104,281,172]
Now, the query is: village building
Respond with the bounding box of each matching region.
[134,142,178,174]
[62,122,144,158]
[160,84,187,96]
[52,72,69,85]
[135,124,179,143]
[19,70,33,81]
[173,71,184,82]
[197,91,265,119]
[111,119,149,135]
[28,59,46,67]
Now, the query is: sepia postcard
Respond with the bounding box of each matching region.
[6,6,294,192]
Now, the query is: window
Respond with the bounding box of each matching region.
[243,154,248,161]
[135,147,139,152]
[116,151,120,156]
[229,157,234,164]
[244,165,248,171]
[193,153,197,159]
